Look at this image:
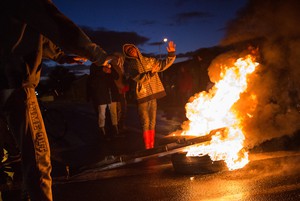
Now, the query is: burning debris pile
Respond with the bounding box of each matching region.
[171,53,259,170]
[169,0,300,171]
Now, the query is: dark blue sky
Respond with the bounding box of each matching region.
[53,0,247,57]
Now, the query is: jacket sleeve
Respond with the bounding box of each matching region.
[123,58,155,84]
[41,37,65,62]
[130,52,176,84]
[128,67,155,84]
[42,37,82,64]
[6,0,107,65]
[157,51,176,72]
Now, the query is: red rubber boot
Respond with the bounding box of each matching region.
[143,130,151,149]
[149,130,155,149]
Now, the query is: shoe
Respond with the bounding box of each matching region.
[2,153,21,166]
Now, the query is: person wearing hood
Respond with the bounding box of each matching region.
[123,41,176,149]
[0,0,110,200]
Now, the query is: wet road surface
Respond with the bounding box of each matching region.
[1,101,300,200]
[51,151,300,201]
[49,102,300,201]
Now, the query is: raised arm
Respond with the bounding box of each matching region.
[2,0,107,65]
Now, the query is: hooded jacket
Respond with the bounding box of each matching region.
[123,44,176,104]
[0,0,107,90]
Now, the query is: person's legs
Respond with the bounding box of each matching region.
[4,132,20,157]
[98,104,107,128]
[119,93,127,131]
[108,102,118,126]
[148,99,157,131]
[5,88,52,201]
[0,117,21,166]
[1,115,21,161]
[116,101,121,124]
[138,101,151,149]
[108,102,119,137]
[98,104,107,136]
[137,101,150,132]
[148,99,157,149]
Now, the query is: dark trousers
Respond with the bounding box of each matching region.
[0,114,20,160]
[117,93,127,129]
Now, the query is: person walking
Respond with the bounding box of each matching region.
[123,41,176,149]
[0,0,109,200]
[88,61,120,140]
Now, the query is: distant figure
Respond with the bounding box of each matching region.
[161,73,176,106]
[88,61,120,140]
[123,41,176,149]
[177,66,194,106]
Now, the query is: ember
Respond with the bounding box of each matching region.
[171,54,259,170]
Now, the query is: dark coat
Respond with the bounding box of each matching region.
[87,64,120,107]
[0,0,107,90]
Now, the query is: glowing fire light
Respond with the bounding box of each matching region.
[176,54,259,170]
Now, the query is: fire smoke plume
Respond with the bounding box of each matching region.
[217,0,300,148]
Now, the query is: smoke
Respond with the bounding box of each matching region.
[210,0,300,148]
[239,152,300,182]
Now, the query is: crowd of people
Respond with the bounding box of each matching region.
[0,0,177,200]
[86,40,177,148]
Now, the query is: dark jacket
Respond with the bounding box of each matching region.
[87,64,120,106]
[123,44,176,104]
[0,0,107,90]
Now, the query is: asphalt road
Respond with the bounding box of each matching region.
[51,151,300,201]
[1,101,300,201]
[49,101,300,201]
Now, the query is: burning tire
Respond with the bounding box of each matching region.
[171,152,227,175]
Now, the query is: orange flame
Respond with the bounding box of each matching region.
[174,54,259,170]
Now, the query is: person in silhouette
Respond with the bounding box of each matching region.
[0,0,110,200]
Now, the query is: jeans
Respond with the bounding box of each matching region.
[138,99,157,132]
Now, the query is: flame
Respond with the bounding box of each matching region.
[176,54,259,170]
